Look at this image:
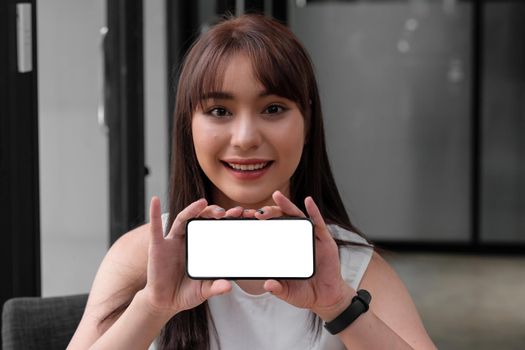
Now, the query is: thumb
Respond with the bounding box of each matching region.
[263,279,288,298]
[202,279,232,300]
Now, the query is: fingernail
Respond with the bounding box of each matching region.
[256,209,264,214]
[215,207,225,211]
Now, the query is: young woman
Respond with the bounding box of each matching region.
[69,14,436,350]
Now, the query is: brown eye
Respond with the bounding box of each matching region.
[264,104,285,115]
[208,107,231,118]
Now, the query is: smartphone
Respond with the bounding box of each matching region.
[186,218,315,279]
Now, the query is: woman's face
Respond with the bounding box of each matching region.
[192,53,305,209]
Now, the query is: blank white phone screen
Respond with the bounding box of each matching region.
[186,219,314,279]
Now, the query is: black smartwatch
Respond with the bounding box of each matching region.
[323,289,371,335]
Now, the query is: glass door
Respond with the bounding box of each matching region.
[38,0,109,296]
[288,0,472,242]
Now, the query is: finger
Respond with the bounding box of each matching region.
[254,205,284,220]
[198,205,226,219]
[225,206,244,218]
[166,198,208,239]
[202,279,232,299]
[149,196,163,244]
[304,197,331,242]
[242,209,256,218]
[272,191,306,217]
[263,279,287,298]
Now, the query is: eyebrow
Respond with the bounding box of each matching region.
[201,90,274,100]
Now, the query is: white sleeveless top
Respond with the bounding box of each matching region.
[156,214,373,350]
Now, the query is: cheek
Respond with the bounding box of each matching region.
[192,120,216,164]
[268,125,304,179]
[286,136,305,167]
[276,118,305,158]
[279,134,303,158]
[194,136,218,162]
[192,120,228,172]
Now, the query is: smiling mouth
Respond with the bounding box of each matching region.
[221,161,274,172]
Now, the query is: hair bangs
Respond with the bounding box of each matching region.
[187,27,310,116]
[248,45,306,110]
[188,42,239,113]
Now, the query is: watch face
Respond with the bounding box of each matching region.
[356,289,372,308]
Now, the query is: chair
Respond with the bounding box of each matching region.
[2,294,88,350]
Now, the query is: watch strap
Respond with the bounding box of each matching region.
[323,289,372,335]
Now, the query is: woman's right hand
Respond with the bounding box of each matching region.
[140,197,236,317]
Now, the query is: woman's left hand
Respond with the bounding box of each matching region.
[262,191,357,321]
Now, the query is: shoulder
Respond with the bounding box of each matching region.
[69,224,150,347]
[88,224,150,317]
[330,225,421,323]
[359,251,415,312]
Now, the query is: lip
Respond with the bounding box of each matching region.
[221,158,273,165]
[221,160,274,180]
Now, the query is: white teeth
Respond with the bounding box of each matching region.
[227,162,269,171]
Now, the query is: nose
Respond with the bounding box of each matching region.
[230,113,262,151]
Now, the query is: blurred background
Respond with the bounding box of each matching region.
[1,0,524,349]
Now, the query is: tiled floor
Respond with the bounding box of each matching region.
[385,252,525,350]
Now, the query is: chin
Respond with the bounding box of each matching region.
[226,188,274,206]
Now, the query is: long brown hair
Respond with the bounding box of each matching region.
[160,14,372,350]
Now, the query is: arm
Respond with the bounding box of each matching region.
[315,252,436,350]
[67,224,150,349]
[68,198,241,349]
[262,191,437,350]
[68,224,175,349]
[89,290,174,350]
